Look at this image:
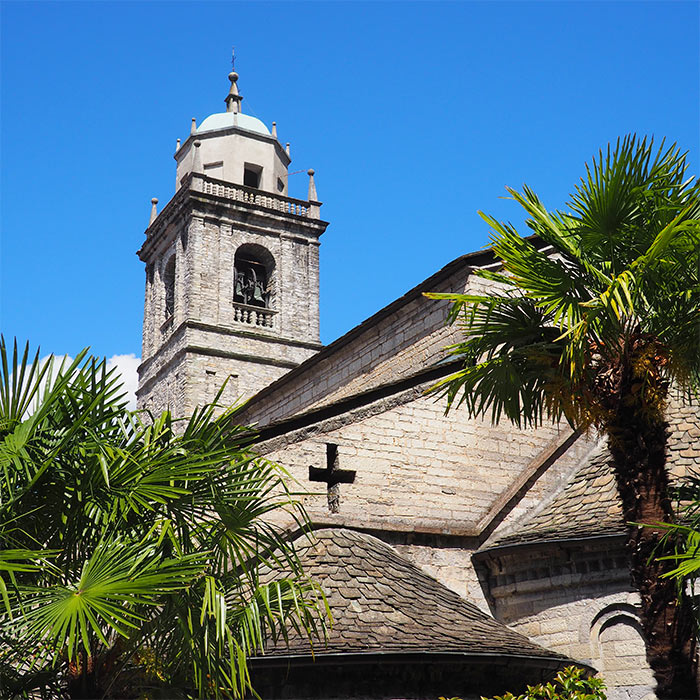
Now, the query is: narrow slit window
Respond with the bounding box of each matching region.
[163,255,176,318]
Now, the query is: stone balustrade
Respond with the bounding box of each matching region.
[193,174,318,219]
[160,315,174,337]
[233,302,277,328]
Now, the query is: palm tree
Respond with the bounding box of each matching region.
[427,136,700,698]
[0,338,328,699]
[649,471,700,631]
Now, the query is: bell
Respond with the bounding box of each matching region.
[253,283,264,303]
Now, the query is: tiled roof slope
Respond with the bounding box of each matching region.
[666,394,700,479]
[484,396,700,550]
[485,446,625,548]
[266,528,570,662]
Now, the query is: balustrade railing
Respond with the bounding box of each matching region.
[232,302,276,328]
[160,315,174,336]
[196,175,313,218]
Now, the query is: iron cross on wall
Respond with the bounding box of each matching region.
[309,443,356,513]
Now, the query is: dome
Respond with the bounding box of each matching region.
[196,112,270,136]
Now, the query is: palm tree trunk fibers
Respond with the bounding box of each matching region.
[608,411,698,698]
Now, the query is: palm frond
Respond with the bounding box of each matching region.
[429,135,700,420]
[1,340,329,698]
[10,538,207,661]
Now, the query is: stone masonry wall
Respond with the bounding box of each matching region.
[138,349,188,418]
[182,352,289,415]
[190,213,321,343]
[241,259,496,427]
[256,384,597,606]
[483,544,655,700]
[473,395,700,699]
[138,187,326,416]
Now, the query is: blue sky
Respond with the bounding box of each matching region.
[2,1,698,379]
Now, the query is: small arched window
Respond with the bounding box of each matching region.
[163,255,176,318]
[234,244,274,309]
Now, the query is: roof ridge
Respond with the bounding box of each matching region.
[237,253,489,422]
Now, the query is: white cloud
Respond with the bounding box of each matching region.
[33,352,141,412]
[106,354,140,410]
[28,354,75,417]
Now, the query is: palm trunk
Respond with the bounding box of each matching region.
[608,408,697,698]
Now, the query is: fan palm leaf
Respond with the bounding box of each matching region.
[0,338,328,698]
[427,135,700,698]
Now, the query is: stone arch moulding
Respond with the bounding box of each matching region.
[589,602,656,700]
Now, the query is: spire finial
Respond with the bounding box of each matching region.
[224,46,244,113]
[307,169,318,202]
[225,71,243,114]
[225,51,243,114]
[149,198,158,225]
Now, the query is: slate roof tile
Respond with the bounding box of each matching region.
[486,447,625,548]
[264,528,570,663]
[486,398,700,549]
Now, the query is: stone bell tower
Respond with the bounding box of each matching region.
[136,66,329,417]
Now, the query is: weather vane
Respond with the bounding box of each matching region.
[231,47,236,70]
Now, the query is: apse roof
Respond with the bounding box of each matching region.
[263,528,572,664]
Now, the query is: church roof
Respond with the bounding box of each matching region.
[238,236,554,430]
[237,250,493,428]
[482,446,625,550]
[480,395,700,552]
[263,528,573,664]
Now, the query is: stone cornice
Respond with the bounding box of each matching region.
[176,126,291,168]
[136,343,301,397]
[472,532,627,563]
[187,319,322,350]
[138,174,329,261]
[137,318,320,382]
[473,534,629,599]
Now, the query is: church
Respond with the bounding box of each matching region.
[136,66,699,700]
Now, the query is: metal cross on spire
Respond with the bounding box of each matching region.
[225,48,242,114]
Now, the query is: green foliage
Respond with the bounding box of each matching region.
[0,338,328,699]
[649,468,700,625]
[440,666,606,700]
[484,665,606,700]
[427,136,700,430]
[427,136,700,696]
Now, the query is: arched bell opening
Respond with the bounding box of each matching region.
[233,244,275,308]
